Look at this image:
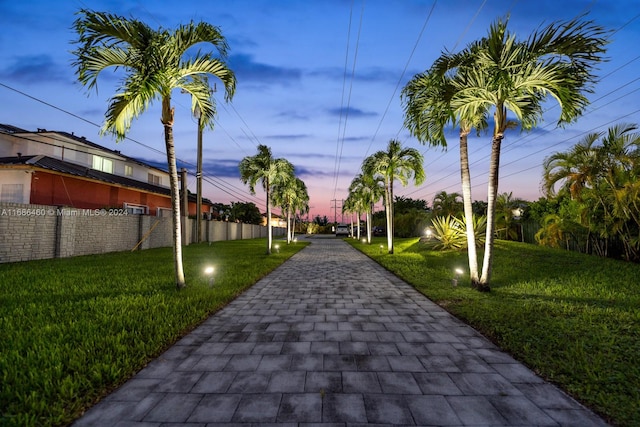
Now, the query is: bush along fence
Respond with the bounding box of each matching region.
[0,203,284,263]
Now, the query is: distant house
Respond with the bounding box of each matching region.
[0,124,212,216]
[262,213,287,228]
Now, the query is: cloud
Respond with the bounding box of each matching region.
[202,159,242,178]
[308,65,400,83]
[274,110,310,121]
[264,134,311,140]
[0,55,66,84]
[326,106,378,118]
[228,53,302,85]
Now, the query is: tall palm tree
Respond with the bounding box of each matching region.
[406,15,607,289]
[464,17,607,288]
[402,52,487,286]
[348,173,385,243]
[239,145,294,254]
[72,9,236,289]
[342,194,366,240]
[362,139,425,254]
[273,176,308,244]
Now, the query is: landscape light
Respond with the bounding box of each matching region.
[379,244,384,254]
[274,244,280,253]
[452,268,463,287]
[361,238,366,244]
[204,266,215,287]
[425,228,433,239]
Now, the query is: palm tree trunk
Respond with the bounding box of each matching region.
[459,130,479,285]
[163,121,186,289]
[367,203,373,244]
[266,186,272,254]
[286,210,292,244]
[386,180,394,254]
[479,134,503,290]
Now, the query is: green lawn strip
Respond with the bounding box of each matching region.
[347,237,640,427]
[0,238,308,427]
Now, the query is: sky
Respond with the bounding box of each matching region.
[1,0,639,220]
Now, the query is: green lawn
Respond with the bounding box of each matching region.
[0,238,307,427]
[347,237,640,427]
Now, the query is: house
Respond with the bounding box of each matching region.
[262,213,287,228]
[0,124,212,216]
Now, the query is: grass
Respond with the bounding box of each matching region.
[0,238,308,427]
[346,237,640,427]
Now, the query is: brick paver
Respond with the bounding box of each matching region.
[73,237,608,426]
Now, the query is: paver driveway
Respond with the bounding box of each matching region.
[74,237,608,426]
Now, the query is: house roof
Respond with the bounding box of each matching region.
[0,155,211,204]
[0,124,169,175]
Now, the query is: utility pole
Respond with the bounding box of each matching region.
[330,199,343,224]
[195,105,203,243]
[188,82,216,244]
[181,168,189,246]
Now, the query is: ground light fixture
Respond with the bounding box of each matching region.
[425,228,433,239]
[204,266,215,287]
[274,244,280,253]
[379,244,384,254]
[361,238,367,244]
[452,268,463,287]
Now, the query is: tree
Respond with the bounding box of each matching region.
[239,145,294,254]
[273,176,309,243]
[432,191,463,218]
[394,196,428,213]
[543,123,640,260]
[402,46,487,286]
[495,192,526,241]
[362,139,425,253]
[404,15,608,289]
[230,201,262,224]
[72,9,236,288]
[348,173,385,244]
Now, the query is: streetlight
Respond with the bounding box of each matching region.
[204,266,215,287]
[452,268,463,287]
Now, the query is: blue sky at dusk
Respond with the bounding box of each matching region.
[1,1,639,219]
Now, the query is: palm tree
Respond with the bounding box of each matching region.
[406,15,607,289]
[468,17,607,288]
[348,173,385,243]
[432,191,463,218]
[72,9,236,289]
[543,123,640,260]
[273,176,309,244]
[495,192,525,240]
[239,145,294,254]
[342,194,366,240]
[362,139,425,254]
[542,132,602,199]
[402,51,487,286]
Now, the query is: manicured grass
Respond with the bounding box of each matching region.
[0,238,307,427]
[347,237,640,426]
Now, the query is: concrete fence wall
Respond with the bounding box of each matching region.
[0,202,284,263]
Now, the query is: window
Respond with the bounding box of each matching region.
[123,203,148,215]
[157,207,172,217]
[92,155,114,173]
[1,184,24,203]
[148,173,161,186]
[124,165,133,176]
